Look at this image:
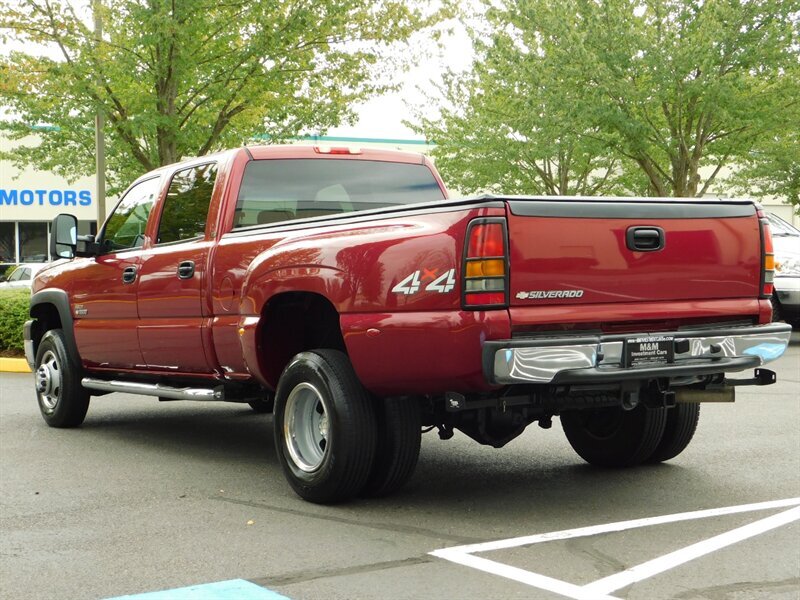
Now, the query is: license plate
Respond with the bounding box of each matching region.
[625,336,674,367]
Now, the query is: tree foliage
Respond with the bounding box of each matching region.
[729,119,800,210]
[0,0,442,193]
[415,0,799,199]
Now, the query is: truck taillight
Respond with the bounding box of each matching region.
[757,209,774,297]
[463,218,508,309]
[313,145,362,155]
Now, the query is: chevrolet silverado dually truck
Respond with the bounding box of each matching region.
[25,145,792,503]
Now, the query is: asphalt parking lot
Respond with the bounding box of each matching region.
[1,333,798,600]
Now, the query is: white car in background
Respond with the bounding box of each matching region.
[0,264,45,290]
[767,212,800,328]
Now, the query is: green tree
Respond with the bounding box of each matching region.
[729,125,800,210]
[414,6,638,196]
[417,0,799,199]
[0,0,441,193]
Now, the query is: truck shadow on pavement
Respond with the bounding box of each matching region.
[70,401,725,518]
[77,402,278,466]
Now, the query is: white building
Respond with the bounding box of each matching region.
[0,135,99,269]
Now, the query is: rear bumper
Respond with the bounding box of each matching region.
[484,323,792,385]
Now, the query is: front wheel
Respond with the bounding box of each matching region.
[34,329,90,428]
[273,350,376,504]
[561,403,666,467]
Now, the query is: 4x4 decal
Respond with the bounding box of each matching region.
[392,268,456,295]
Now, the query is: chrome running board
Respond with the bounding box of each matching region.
[81,378,224,401]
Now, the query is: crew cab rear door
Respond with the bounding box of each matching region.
[136,162,218,373]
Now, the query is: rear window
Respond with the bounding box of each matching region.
[233,159,444,228]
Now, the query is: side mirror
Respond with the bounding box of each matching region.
[51,214,78,259]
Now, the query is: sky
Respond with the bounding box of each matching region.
[327,20,475,141]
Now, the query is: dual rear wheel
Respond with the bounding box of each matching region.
[560,401,700,467]
[273,350,421,504]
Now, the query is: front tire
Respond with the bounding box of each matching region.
[561,404,666,467]
[273,350,376,504]
[647,403,700,463]
[34,329,90,428]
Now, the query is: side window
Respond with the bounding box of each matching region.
[102,177,161,252]
[157,163,217,244]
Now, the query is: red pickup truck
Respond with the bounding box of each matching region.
[25,145,791,503]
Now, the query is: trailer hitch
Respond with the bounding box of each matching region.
[719,368,776,387]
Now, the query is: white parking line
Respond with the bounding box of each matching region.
[431,497,800,600]
[581,505,800,596]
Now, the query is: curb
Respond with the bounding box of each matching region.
[0,357,31,373]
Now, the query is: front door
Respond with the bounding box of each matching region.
[72,176,162,369]
[136,162,218,373]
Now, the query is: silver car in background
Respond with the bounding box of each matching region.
[767,212,800,328]
[0,263,45,290]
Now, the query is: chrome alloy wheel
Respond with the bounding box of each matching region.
[36,350,61,411]
[283,382,331,472]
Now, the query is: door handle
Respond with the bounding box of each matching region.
[177,260,195,279]
[626,226,665,252]
[122,266,137,284]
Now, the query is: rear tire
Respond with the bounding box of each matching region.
[561,404,666,467]
[360,397,421,498]
[647,404,700,463]
[273,350,376,504]
[34,329,90,428]
[771,294,783,323]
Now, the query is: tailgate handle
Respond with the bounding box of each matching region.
[627,227,664,252]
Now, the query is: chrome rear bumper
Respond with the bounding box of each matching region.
[484,323,792,385]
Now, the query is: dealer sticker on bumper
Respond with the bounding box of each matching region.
[625,335,674,367]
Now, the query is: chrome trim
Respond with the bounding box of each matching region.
[23,319,35,369]
[24,340,35,370]
[488,324,792,385]
[81,378,223,401]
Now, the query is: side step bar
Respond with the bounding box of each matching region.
[81,378,224,401]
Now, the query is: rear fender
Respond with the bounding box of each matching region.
[237,246,351,385]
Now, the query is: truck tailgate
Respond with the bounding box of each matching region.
[506,198,761,305]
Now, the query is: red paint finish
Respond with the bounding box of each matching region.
[507,213,761,305]
[341,310,511,395]
[32,145,769,396]
[137,242,213,372]
[68,252,145,368]
[508,298,762,332]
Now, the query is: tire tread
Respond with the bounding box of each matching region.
[647,403,700,463]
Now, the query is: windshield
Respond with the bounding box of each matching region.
[766,212,800,237]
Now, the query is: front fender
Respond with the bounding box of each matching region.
[29,289,81,367]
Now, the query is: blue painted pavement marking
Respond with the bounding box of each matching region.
[105,579,290,600]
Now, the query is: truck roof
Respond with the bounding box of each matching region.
[244,144,427,164]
